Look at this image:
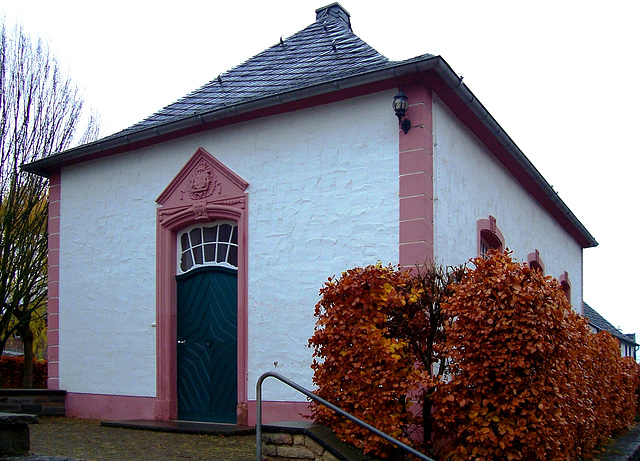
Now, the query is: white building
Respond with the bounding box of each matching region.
[25,3,596,425]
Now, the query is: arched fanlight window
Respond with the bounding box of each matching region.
[178,221,238,273]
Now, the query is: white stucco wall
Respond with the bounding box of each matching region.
[59,152,158,396]
[57,90,399,398]
[432,95,583,309]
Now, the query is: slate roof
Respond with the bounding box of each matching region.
[106,3,430,141]
[22,3,597,249]
[583,302,637,345]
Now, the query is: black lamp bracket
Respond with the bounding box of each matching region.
[400,118,411,134]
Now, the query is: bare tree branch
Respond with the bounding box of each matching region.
[0,20,100,387]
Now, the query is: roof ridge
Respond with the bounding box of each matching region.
[103,8,390,139]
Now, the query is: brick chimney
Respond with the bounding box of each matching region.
[315,3,351,30]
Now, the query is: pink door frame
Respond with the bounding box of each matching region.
[155,148,250,424]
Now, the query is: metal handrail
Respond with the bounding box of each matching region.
[256,371,434,461]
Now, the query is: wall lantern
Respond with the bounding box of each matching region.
[392,89,411,134]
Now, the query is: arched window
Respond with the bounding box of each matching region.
[527,249,545,274]
[477,215,505,257]
[178,221,238,273]
[559,271,571,302]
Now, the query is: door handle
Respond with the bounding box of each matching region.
[177,340,186,344]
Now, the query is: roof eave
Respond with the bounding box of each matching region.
[428,59,597,248]
[22,58,435,178]
[589,322,639,347]
[22,55,597,248]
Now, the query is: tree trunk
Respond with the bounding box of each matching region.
[19,326,34,388]
[423,392,433,454]
[0,338,6,388]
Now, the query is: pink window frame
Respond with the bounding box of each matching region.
[477,215,505,256]
[559,271,571,302]
[527,249,546,274]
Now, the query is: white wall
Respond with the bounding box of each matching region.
[432,95,583,309]
[58,90,399,398]
[59,152,158,396]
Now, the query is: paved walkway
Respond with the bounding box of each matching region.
[16,417,256,461]
[599,423,640,461]
[4,416,639,461]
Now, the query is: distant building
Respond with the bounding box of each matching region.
[2,335,24,357]
[583,302,638,360]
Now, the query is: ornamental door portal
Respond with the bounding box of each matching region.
[155,147,249,423]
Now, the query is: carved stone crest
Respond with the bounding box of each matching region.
[185,160,221,200]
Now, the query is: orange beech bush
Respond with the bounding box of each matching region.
[613,353,639,433]
[309,262,463,458]
[582,332,639,444]
[434,251,638,461]
[386,262,464,454]
[635,361,640,419]
[309,264,418,458]
[309,253,639,460]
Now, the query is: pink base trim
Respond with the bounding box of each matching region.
[66,394,310,426]
[246,400,312,426]
[66,393,156,421]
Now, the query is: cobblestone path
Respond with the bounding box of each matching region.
[25,417,256,461]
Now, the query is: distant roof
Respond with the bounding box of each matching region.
[583,302,637,345]
[23,3,596,249]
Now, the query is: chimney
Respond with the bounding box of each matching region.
[315,3,351,30]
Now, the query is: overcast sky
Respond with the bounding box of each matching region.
[3,1,638,341]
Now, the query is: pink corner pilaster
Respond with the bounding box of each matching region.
[398,84,434,270]
[47,172,61,390]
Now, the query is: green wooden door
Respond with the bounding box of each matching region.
[176,266,237,423]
